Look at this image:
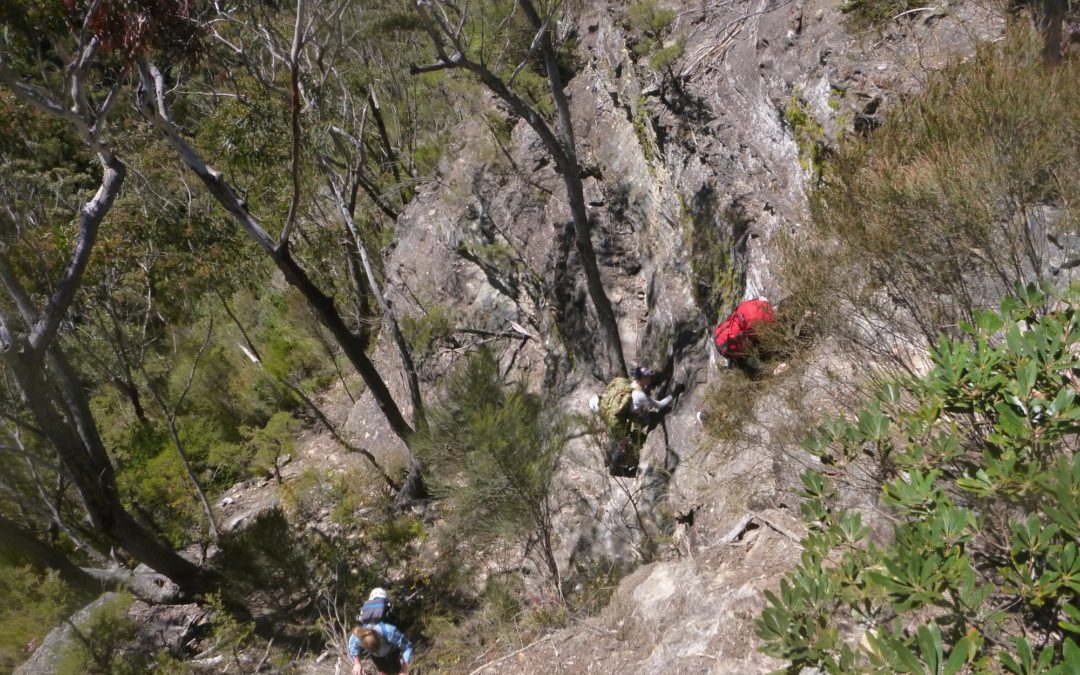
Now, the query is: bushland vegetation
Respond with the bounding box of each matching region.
[0,0,637,669]
[780,32,1079,375]
[411,348,575,666]
[417,348,568,594]
[0,566,81,672]
[751,26,1080,674]
[758,283,1080,672]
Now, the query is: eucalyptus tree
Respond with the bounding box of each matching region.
[412,0,627,378]
[132,0,473,501]
[0,0,218,595]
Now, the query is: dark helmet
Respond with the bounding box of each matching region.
[632,366,655,380]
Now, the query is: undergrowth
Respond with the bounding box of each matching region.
[781,32,1080,370]
[758,282,1080,673]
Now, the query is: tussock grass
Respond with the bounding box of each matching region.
[782,33,1080,368]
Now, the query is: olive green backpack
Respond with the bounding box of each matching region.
[598,377,633,430]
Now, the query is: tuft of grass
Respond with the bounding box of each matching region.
[784,93,828,180]
[701,369,765,445]
[780,33,1080,363]
[839,0,925,29]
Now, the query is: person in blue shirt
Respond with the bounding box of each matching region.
[348,619,414,675]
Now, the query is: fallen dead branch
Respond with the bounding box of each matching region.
[467,634,553,675]
[718,511,804,546]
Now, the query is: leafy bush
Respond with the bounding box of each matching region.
[203,593,257,673]
[649,34,686,72]
[55,593,141,675]
[839,0,924,29]
[415,348,569,592]
[255,291,337,391]
[783,37,1080,360]
[400,304,459,359]
[279,467,383,527]
[120,448,205,546]
[118,415,246,545]
[626,0,676,58]
[242,412,299,483]
[757,282,1080,673]
[0,565,79,673]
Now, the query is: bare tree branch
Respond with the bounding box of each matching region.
[414,0,627,377]
[217,291,402,491]
[26,158,124,359]
[0,513,101,593]
[137,58,419,474]
[327,126,402,220]
[318,156,426,431]
[140,317,221,543]
[136,59,278,252]
[409,56,464,74]
[279,0,307,249]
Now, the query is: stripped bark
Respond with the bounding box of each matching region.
[319,160,427,501]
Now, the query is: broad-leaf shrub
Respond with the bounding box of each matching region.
[757,282,1080,673]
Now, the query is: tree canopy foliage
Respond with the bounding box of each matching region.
[0,0,620,664]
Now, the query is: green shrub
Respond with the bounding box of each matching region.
[55,593,140,675]
[327,470,378,527]
[415,348,569,592]
[400,304,459,359]
[242,411,299,483]
[257,292,336,391]
[626,0,676,58]
[784,94,827,180]
[839,0,924,29]
[757,282,1080,673]
[0,565,79,673]
[120,448,205,546]
[203,593,256,673]
[649,35,686,72]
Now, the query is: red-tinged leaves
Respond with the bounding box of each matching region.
[68,0,208,65]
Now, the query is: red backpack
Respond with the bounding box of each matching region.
[713,299,775,358]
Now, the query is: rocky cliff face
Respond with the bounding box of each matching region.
[351,0,1003,670]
